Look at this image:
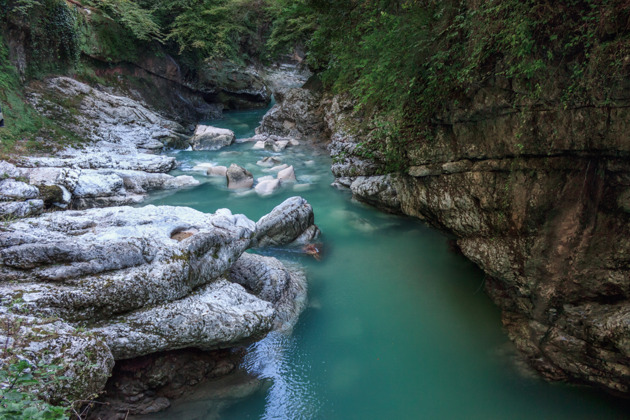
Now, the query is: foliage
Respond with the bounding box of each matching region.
[0,34,84,157]
[82,0,162,42]
[0,360,69,419]
[264,0,316,59]
[0,0,81,77]
[282,0,630,171]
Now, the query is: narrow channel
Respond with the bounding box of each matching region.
[140,105,630,420]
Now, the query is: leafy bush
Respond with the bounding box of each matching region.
[0,360,69,420]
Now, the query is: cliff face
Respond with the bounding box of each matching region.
[326,76,630,396]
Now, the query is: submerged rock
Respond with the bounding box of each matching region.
[226,164,254,189]
[207,165,228,177]
[190,125,236,151]
[277,165,297,183]
[253,196,320,247]
[255,178,281,196]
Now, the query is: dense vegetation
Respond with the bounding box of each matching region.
[280,0,630,170]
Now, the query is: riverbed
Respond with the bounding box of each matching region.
[141,107,630,420]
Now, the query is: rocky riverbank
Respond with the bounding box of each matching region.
[0,197,318,416]
[256,73,630,397]
[322,92,630,396]
[0,54,322,417]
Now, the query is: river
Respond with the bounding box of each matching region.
[140,106,629,420]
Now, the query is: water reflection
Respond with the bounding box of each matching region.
[243,332,320,420]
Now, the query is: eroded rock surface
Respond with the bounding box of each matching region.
[253,196,320,247]
[27,77,189,152]
[226,164,254,189]
[0,197,319,408]
[325,82,630,396]
[190,125,236,151]
[257,85,325,141]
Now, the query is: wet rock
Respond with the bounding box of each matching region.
[255,178,281,196]
[253,196,319,247]
[91,348,244,418]
[226,164,254,189]
[190,125,236,151]
[257,156,282,167]
[269,164,289,173]
[324,83,630,396]
[247,134,294,152]
[277,166,297,183]
[192,162,215,171]
[350,175,401,213]
[207,166,228,177]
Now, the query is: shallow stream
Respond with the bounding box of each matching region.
[141,107,629,419]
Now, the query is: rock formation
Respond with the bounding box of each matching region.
[190,125,236,151]
[0,197,319,414]
[324,85,630,396]
[226,164,254,189]
[256,84,326,141]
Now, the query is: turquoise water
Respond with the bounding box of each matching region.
[142,109,630,420]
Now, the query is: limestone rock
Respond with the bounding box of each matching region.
[0,179,39,201]
[190,125,236,151]
[226,164,254,189]
[253,196,319,247]
[324,84,630,397]
[247,134,295,152]
[350,175,401,213]
[257,87,325,140]
[257,156,282,167]
[255,179,281,196]
[27,167,80,190]
[22,145,177,174]
[91,279,274,359]
[0,199,44,218]
[0,205,255,322]
[207,166,228,177]
[0,161,24,178]
[229,253,307,331]
[0,309,114,403]
[73,172,125,198]
[27,77,187,151]
[277,166,297,183]
[268,164,289,173]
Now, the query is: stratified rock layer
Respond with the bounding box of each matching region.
[0,197,319,404]
[325,85,630,396]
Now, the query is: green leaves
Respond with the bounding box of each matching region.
[0,360,69,420]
